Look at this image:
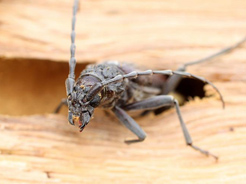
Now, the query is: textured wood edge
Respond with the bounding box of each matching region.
[0,81,246,184]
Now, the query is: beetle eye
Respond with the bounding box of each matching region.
[89,94,101,108]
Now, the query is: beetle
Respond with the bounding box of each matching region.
[56,0,246,160]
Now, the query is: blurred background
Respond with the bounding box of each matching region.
[0,0,246,183]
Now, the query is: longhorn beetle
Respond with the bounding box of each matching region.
[56,0,246,160]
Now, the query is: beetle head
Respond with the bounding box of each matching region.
[67,84,101,132]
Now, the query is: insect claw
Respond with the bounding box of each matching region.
[68,111,74,125]
[79,124,85,132]
[190,144,219,161]
[124,138,145,144]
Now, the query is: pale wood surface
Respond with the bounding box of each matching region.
[0,0,246,183]
[1,0,246,63]
[0,84,246,184]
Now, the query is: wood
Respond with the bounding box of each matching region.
[1,0,246,63]
[0,85,246,184]
[0,0,246,183]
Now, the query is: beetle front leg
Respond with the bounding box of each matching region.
[123,95,218,160]
[112,106,146,144]
[54,98,67,113]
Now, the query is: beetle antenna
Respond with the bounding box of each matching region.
[65,0,79,96]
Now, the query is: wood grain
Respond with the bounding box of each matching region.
[0,0,246,183]
[0,84,246,184]
[0,0,246,63]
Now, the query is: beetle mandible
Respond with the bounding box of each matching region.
[55,0,246,160]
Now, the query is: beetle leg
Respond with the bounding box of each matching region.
[123,95,218,160]
[112,106,146,144]
[54,98,67,113]
[163,37,246,94]
[182,37,246,69]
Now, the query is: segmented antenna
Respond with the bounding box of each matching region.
[66,0,79,96]
[183,37,246,68]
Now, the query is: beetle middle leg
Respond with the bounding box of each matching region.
[120,95,218,160]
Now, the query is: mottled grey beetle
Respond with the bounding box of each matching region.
[56,0,246,160]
